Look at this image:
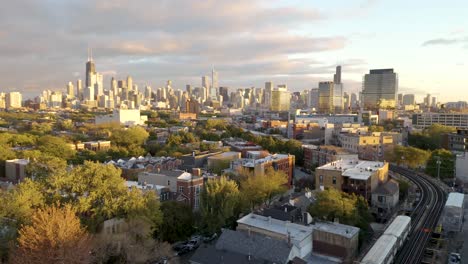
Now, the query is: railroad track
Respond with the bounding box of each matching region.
[391,165,447,264]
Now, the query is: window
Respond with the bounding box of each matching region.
[167,180,170,186]
[319,175,323,184]
[179,186,184,193]
[378,195,385,203]
[195,185,201,194]
[332,176,337,185]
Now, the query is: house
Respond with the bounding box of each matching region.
[230,152,295,188]
[303,145,358,170]
[315,159,389,201]
[207,151,241,173]
[190,229,297,264]
[179,151,223,171]
[371,179,399,221]
[137,169,203,210]
[5,159,29,183]
[312,221,360,264]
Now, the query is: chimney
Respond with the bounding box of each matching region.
[192,168,201,177]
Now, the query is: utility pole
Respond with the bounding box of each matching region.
[436,156,441,182]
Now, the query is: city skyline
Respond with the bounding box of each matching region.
[0,0,467,102]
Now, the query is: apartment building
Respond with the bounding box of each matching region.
[412,113,468,128]
[338,132,393,161]
[315,159,389,201]
[303,145,358,170]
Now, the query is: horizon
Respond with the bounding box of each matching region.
[0,0,467,102]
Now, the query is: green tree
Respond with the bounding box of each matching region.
[386,145,430,169]
[408,124,456,150]
[37,135,76,160]
[25,155,67,181]
[200,176,240,234]
[369,125,384,132]
[425,149,455,179]
[240,168,288,208]
[159,201,194,243]
[111,126,149,148]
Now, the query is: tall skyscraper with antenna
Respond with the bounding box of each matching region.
[85,48,96,88]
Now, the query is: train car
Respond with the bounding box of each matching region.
[383,215,411,248]
[361,234,398,264]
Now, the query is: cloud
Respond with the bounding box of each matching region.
[422,37,468,46]
[0,0,357,96]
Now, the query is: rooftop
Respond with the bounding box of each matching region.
[235,154,292,168]
[317,159,387,181]
[314,221,360,239]
[237,213,313,245]
[446,192,464,208]
[6,159,30,165]
[374,179,399,195]
[208,151,241,159]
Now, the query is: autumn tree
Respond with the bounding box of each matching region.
[110,126,149,157]
[200,176,240,234]
[240,167,288,209]
[9,204,92,264]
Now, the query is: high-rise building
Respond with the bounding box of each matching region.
[202,76,210,90]
[402,94,415,106]
[334,65,342,84]
[111,77,117,95]
[211,68,218,91]
[76,79,83,100]
[5,92,22,109]
[186,84,192,95]
[67,81,74,98]
[432,97,437,108]
[351,93,357,108]
[318,81,333,113]
[127,76,133,92]
[219,87,229,103]
[343,92,350,110]
[270,85,290,112]
[264,81,273,107]
[144,86,152,100]
[424,94,431,107]
[310,88,319,110]
[362,69,398,110]
[85,49,96,88]
[397,93,403,106]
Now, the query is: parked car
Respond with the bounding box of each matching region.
[202,233,218,242]
[448,253,461,264]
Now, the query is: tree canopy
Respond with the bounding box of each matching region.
[385,145,431,169]
[425,149,455,179]
[200,176,240,234]
[10,204,92,264]
[239,168,288,208]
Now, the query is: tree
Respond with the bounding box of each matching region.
[0,179,45,227]
[93,218,176,264]
[425,149,455,179]
[386,145,430,169]
[159,201,194,243]
[9,204,92,264]
[200,176,240,234]
[408,124,456,150]
[368,125,384,132]
[37,135,76,160]
[25,155,67,181]
[240,168,288,208]
[308,188,357,224]
[111,126,149,148]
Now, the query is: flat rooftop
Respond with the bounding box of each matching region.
[235,154,291,168]
[208,151,241,159]
[237,213,313,244]
[314,221,360,239]
[317,159,387,181]
[446,192,465,208]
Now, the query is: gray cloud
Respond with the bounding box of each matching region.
[0,0,363,96]
[422,37,468,46]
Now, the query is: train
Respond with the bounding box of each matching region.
[361,215,412,264]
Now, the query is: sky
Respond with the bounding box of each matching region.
[0,0,467,102]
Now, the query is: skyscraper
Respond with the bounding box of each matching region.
[264,81,273,108]
[76,79,82,100]
[5,92,22,109]
[127,76,133,92]
[351,93,357,108]
[67,81,74,98]
[310,88,319,110]
[270,85,290,112]
[85,49,96,88]
[318,81,333,113]
[111,77,117,95]
[334,65,342,84]
[402,94,415,106]
[362,69,398,110]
